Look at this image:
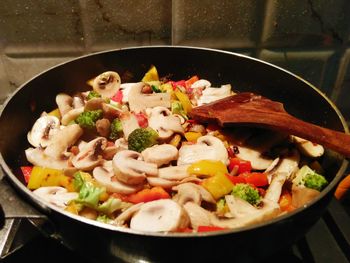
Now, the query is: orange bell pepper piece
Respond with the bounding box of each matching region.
[126,187,170,204]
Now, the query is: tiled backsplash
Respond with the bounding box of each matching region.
[0,0,349,123]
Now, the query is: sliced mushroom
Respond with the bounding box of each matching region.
[235,131,287,170]
[112,150,158,185]
[147,176,201,189]
[292,136,324,158]
[158,165,190,181]
[33,186,78,209]
[56,93,73,116]
[114,203,144,226]
[177,135,228,165]
[93,166,143,194]
[141,144,178,167]
[148,107,184,140]
[120,82,137,103]
[93,71,121,98]
[96,118,111,137]
[71,137,107,171]
[84,98,105,111]
[119,112,140,139]
[191,79,211,89]
[129,199,190,232]
[61,107,84,126]
[264,150,300,203]
[172,183,215,205]
[225,195,258,218]
[183,202,212,230]
[72,96,84,108]
[25,147,70,169]
[27,115,60,148]
[44,124,83,159]
[197,84,232,106]
[128,82,171,112]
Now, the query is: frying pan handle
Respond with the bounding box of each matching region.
[0,175,56,259]
[335,174,350,200]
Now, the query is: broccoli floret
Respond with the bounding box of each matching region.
[128,127,159,152]
[304,173,328,191]
[171,101,188,120]
[75,109,103,129]
[293,165,328,191]
[109,118,123,140]
[231,183,261,206]
[87,90,101,100]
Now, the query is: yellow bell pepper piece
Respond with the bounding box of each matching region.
[174,91,192,113]
[27,166,74,191]
[47,108,61,119]
[201,172,234,199]
[65,201,83,215]
[184,132,202,142]
[169,134,182,148]
[188,160,228,178]
[142,65,159,82]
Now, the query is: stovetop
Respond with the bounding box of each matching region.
[2,195,350,263]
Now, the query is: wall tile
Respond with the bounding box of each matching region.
[0,56,74,101]
[259,49,334,93]
[79,0,171,51]
[0,0,84,56]
[172,0,263,49]
[262,0,350,48]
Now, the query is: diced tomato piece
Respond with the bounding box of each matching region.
[134,113,148,128]
[111,90,123,103]
[239,172,268,187]
[20,166,33,183]
[126,187,170,204]
[228,158,252,175]
[225,174,246,184]
[197,226,227,232]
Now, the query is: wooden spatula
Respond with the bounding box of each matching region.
[190,92,350,158]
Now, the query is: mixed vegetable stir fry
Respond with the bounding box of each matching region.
[22,66,329,233]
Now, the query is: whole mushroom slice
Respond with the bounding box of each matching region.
[225,195,258,218]
[177,135,228,165]
[93,166,143,194]
[33,186,78,209]
[141,144,178,167]
[292,135,324,158]
[291,185,320,208]
[128,82,171,112]
[93,71,121,98]
[72,137,107,171]
[183,201,212,230]
[147,176,201,189]
[27,115,60,148]
[147,107,184,140]
[25,147,70,169]
[129,199,190,232]
[44,124,83,159]
[112,150,158,185]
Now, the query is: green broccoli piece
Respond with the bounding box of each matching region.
[87,90,101,100]
[128,127,159,152]
[293,165,328,191]
[231,183,261,206]
[109,118,123,140]
[75,109,103,129]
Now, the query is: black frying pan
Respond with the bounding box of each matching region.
[0,46,348,262]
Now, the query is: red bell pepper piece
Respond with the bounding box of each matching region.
[225,174,246,184]
[239,172,268,187]
[197,226,227,232]
[228,158,252,175]
[126,187,170,204]
[279,189,295,212]
[111,90,123,103]
[134,113,148,128]
[20,166,33,183]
